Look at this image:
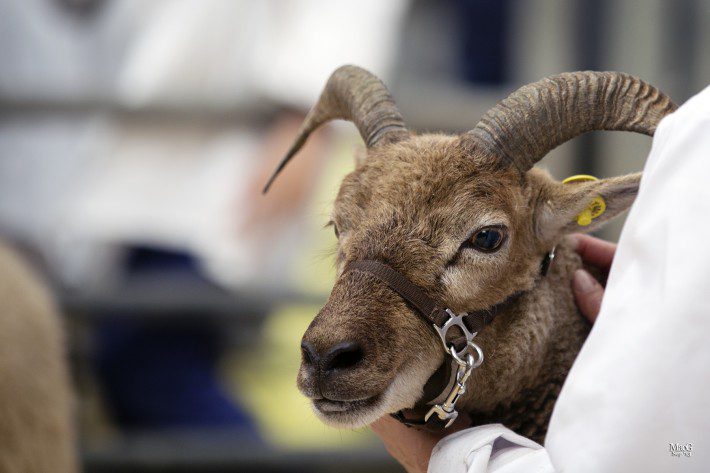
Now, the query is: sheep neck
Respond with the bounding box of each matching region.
[463,241,591,444]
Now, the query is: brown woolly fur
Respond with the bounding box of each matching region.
[298,134,636,442]
[0,242,77,472]
[278,66,675,443]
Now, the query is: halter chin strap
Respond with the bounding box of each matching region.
[345,247,555,431]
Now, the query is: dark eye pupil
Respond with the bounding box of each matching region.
[474,229,501,250]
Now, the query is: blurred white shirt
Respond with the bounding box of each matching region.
[429,85,710,473]
[0,0,407,109]
[0,0,408,290]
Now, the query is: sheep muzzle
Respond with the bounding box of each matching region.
[297,266,443,427]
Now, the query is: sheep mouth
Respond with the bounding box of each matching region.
[312,395,380,415]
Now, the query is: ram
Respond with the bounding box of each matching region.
[264,66,675,442]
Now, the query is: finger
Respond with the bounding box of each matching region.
[568,233,617,271]
[573,269,604,323]
[370,416,438,473]
[370,413,473,473]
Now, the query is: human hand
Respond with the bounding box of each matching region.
[568,233,617,322]
[370,414,471,473]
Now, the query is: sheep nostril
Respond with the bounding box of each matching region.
[323,341,364,373]
[301,341,320,367]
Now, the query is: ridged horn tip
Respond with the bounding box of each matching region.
[262,64,408,194]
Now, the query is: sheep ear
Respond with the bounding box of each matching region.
[535,173,641,243]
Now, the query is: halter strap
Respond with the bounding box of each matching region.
[346,260,521,351]
[344,249,555,430]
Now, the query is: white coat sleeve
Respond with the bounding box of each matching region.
[429,84,710,473]
[428,424,553,473]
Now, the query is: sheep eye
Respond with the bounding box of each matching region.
[470,227,506,252]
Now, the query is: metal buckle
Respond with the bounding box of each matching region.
[424,309,485,428]
[433,309,479,359]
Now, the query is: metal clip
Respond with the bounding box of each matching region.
[425,308,486,428]
[424,352,475,427]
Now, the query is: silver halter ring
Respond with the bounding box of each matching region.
[450,340,484,369]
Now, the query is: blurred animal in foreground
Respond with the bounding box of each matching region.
[266,65,675,442]
[0,242,76,472]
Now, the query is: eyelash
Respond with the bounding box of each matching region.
[326,221,340,239]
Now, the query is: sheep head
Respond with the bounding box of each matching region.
[265,66,675,428]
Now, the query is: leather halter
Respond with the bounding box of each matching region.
[345,248,555,431]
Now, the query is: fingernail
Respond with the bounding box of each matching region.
[573,269,596,293]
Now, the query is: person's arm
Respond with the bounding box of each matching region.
[371,234,614,473]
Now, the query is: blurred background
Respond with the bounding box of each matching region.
[0,0,707,471]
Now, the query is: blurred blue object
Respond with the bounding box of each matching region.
[95,247,260,437]
[455,0,511,84]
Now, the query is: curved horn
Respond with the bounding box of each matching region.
[263,65,409,193]
[465,71,677,172]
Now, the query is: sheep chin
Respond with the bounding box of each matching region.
[310,362,435,429]
[310,396,387,428]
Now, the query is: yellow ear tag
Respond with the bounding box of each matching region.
[562,175,606,227]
